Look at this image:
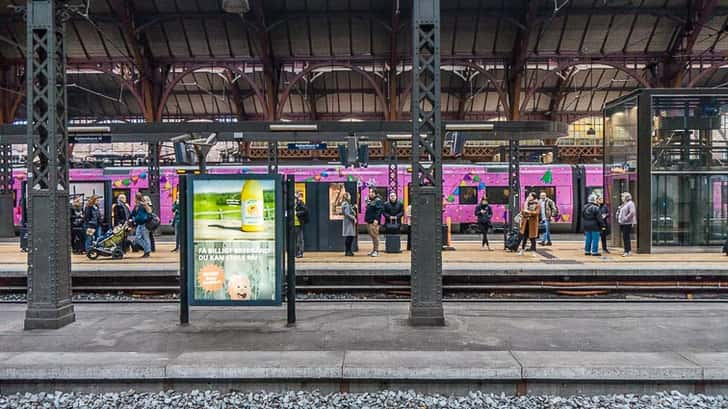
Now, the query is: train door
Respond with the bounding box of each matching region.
[302,182,358,251]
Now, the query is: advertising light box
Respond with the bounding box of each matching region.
[186,174,283,306]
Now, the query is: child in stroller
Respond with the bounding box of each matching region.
[86,221,132,260]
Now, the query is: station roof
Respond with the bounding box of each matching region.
[1,0,727,124]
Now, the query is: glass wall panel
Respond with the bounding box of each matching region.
[652,174,728,246]
[604,97,638,245]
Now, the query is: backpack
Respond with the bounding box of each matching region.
[550,200,560,219]
[145,212,161,231]
[505,229,523,252]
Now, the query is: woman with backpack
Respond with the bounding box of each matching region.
[131,193,152,258]
[474,196,493,251]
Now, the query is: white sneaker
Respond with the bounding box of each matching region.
[517,250,524,256]
[371,251,379,257]
[622,252,630,257]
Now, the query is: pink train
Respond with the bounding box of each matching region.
[10,164,603,232]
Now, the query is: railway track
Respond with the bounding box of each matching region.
[3,274,728,302]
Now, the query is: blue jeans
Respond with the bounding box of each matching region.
[540,220,551,243]
[584,231,600,255]
[134,224,151,254]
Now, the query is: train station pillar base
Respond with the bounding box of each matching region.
[24,302,75,330]
[409,305,446,327]
[0,193,14,237]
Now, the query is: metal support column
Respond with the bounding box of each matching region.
[388,140,398,195]
[147,142,161,212]
[267,141,278,174]
[508,139,520,229]
[24,0,75,330]
[409,0,444,326]
[0,143,14,237]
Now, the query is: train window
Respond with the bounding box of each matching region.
[587,187,604,200]
[525,186,556,202]
[458,186,478,205]
[484,187,510,205]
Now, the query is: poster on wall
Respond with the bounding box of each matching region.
[186,174,283,306]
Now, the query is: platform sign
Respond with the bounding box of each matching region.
[185,174,283,306]
[287,142,327,150]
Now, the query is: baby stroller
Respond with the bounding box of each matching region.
[87,222,131,260]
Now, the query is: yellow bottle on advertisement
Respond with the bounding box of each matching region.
[240,180,264,232]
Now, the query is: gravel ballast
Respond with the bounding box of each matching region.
[0,390,726,409]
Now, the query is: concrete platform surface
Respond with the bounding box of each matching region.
[2,303,728,392]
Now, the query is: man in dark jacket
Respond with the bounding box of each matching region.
[294,192,308,258]
[582,194,604,256]
[383,192,404,228]
[364,189,384,257]
[70,196,85,254]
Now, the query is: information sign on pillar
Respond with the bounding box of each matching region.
[409,0,444,326]
[508,139,520,229]
[148,142,161,212]
[388,140,398,195]
[267,141,278,174]
[0,144,14,237]
[24,0,75,329]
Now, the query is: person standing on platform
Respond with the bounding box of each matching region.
[538,191,557,246]
[70,196,85,254]
[131,192,152,258]
[341,192,357,256]
[111,194,130,228]
[582,194,603,256]
[294,192,309,258]
[617,192,636,257]
[474,196,493,251]
[171,193,180,252]
[519,192,540,254]
[144,195,157,253]
[83,195,101,252]
[383,192,404,229]
[597,196,610,254]
[364,189,384,257]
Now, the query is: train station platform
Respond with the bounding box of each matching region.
[0,239,726,278]
[1,302,727,394]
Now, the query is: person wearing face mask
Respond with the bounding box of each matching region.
[383,192,404,253]
[474,196,493,251]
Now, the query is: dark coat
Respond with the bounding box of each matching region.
[582,202,603,232]
[70,206,84,228]
[295,200,309,225]
[474,203,492,226]
[112,202,130,226]
[383,200,404,225]
[364,197,384,224]
[83,205,101,228]
[599,204,611,235]
[519,200,541,239]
